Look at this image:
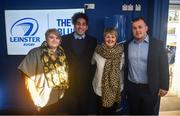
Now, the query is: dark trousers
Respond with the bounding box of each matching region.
[36,98,69,115]
[63,91,90,115]
[96,95,118,115]
[127,81,158,115]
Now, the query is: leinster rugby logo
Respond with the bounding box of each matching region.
[10,18,39,36]
[10,18,40,46]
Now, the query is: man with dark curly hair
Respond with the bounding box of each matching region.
[62,12,97,114]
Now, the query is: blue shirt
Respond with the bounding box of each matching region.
[128,36,149,84]
[74,32,85,39]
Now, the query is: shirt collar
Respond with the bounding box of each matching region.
[133,35,149,43]
[74,32,86,39]
[144,35,149,43]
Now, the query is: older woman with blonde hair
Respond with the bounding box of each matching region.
[92,27,124,114]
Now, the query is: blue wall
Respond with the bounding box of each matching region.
[0,0,169,114]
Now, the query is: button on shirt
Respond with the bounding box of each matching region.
[128,36,149,84]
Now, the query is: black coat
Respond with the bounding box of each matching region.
[124,38,169,95]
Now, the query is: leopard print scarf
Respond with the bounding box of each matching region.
[41,41,69,89]
[96,43,123,107]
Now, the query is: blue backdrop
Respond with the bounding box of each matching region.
[0,0,169,114]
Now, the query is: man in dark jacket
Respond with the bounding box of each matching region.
[61,12,97,114]
[124,17,169,115]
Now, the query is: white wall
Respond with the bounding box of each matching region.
[169,9,180,97]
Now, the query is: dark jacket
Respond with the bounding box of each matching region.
[61,32,97,114]
[124,38,169,95]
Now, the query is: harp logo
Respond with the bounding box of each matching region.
[10,18,39,36]
[9,18,41,45]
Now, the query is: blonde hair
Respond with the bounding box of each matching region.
[103,27,118,39]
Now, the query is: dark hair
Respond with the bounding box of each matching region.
[45,28,61,40]
[131,17,148,26]
[71,12,88,25]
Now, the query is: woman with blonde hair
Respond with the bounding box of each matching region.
[92,27,124,114]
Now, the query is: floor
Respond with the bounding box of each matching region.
[160,91,180,115]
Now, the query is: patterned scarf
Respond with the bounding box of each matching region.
[41,41,69,90]
[96,43,123,107]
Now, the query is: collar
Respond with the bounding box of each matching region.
[133,35,149,43]
[73,32,86,39]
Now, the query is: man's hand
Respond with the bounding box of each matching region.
[158,89,168,97]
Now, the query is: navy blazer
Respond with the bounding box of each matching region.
[124,38,169,95]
